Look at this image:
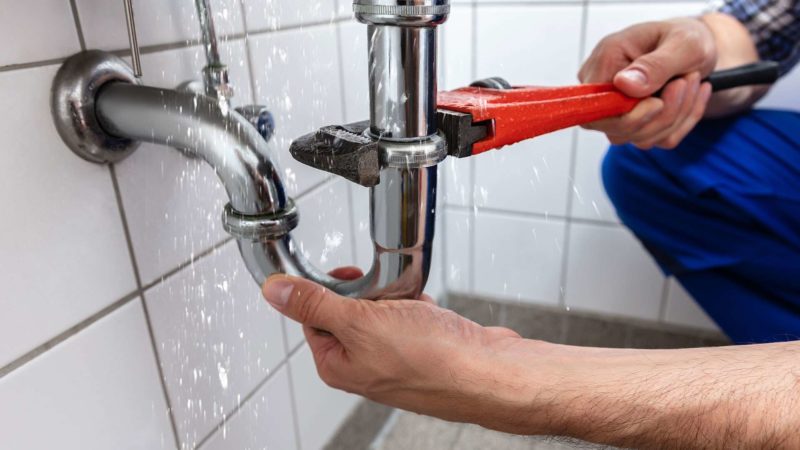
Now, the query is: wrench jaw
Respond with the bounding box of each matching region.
[436,109,491,159]
[289,121,382,188]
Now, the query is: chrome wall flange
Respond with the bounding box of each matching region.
[51,50,141,164]
[222,200,300,240]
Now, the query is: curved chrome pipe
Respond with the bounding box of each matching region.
[94,82,435,299]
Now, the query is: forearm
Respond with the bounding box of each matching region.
[701,12,771,117]
[493,341,800,449]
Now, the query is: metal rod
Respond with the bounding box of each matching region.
[195,0,221,67]
[122,0,142,77]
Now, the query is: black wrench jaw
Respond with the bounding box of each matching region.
[289,121,382,188]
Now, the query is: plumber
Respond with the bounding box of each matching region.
[264,1,800,448]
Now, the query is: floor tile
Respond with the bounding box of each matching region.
[564,315,628,348]
[377,413,462,450]
[447,295,503,327]
[503,304,566,343]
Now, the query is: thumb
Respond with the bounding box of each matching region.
[614,39,707,98]
[262,275,354,332]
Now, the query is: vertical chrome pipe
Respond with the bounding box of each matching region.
[355,1,449,298]
[367,25,437,139]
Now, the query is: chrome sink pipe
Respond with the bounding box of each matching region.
[50,0,449,299]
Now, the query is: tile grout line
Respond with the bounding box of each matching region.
[658,278,671,322]
[238,0,260,106]
[448,203,622,229]
[194,358,290,450]
[68,0,87,51]
[109,164,181,449]
[284,348,305,450]
[140,237,234,293]
[557,0,591,307]
[0,17,352,75]
[0,291,140,380]
[467,1,478,294]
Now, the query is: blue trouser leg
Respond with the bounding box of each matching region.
[602,109,800,344]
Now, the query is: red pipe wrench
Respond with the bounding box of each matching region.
[437,61,780,158]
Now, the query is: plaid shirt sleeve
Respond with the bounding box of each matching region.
[715,0,800,75]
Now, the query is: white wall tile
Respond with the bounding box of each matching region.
[115,40,253,285]
[291,344,360,450]
[443,157,474,208]
[444,209,473,293]
[337,0,355,19]
[0,0,81,66]
[145,242,286,447]
[201,365,297,450]
[0,301,175,450]
[244,0,338,31]
[249,24,345,197]
[338,21,370,123]
[584,2,707,58]
[474,130,574,217]
[76,0,244,51]
[476,5,583,86]
[294,179,358,274]
[565,223,665,320]
[474,213,565,305]
[0,65,136,368]
[282,178,362,351]
[571,129,618,222]
[663,278,720,331]
[350,184,374,273]
[442,5,474,91]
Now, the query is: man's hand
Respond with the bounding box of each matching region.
[579,18,717,150]
[263,273,800,448]
[261,273,554,431]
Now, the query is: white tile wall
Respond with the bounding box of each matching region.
[0,65,136,368]
[664,278,720,331]
[243,0,338,31]
[200,365,297,450]
[75,0,245,51]
[474,213,565,305]
[0,301,175,450]
[564,224,665,320]
[0,1,81,66]
[145,242,286,447]
[442,0,800,332]
[249,24,344,197]
[291,344,361,450]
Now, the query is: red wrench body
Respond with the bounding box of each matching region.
[437,61,780,157]
[437,83,638,156]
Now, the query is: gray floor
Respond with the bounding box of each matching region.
[375,412,613,450]
[325,294,729,450]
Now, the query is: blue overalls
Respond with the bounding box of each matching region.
[603,109,800,344]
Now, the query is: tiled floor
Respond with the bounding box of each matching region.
[376,413,612,450]
[326,295,730,450]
